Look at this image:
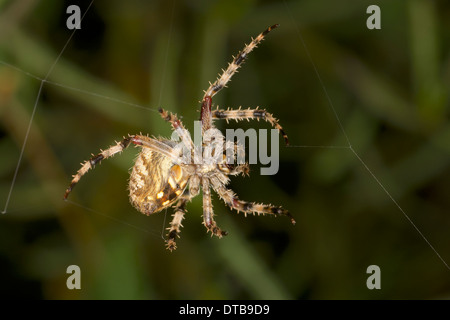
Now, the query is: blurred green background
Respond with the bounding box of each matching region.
[1,0,449,299]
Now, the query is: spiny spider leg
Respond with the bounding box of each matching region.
[165,174,204,250]
[203,24,279,99]
[210,176,296,225]
[200,24,279,133]
[158,108,195,151]
[64,135,180,200]
[202,178,227,238]
[218,142,249,176]
[212,107,289,145]
[165,170,204,251]
[200,96,213,135]
[165,195,188,252]
[222,163,250,176]
[64,136,132,199]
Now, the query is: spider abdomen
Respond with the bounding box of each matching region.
[128,140,187,215]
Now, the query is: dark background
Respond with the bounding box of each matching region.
[0,0,449,299]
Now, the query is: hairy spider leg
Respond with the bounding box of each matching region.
[203,24,279,100]
[212,107,289,145]
[158,108,195,152]
[165,195,188,251]
[202,178,228,238]
[64,135,180,200]
[210,176,296,225]
[215,141,249,176]
[201,24,279,133]
[165,173,203,250]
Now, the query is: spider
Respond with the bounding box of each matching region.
[64,24,295,251]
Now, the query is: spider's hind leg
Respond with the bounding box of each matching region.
[165,196,188,252]
[210,176,296,225]
[202,178,228,238]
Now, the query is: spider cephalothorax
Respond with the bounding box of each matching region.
[64,24,295,251]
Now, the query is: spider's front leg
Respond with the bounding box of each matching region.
[203,24,279,100]
[202,178,228,238]
[200,25,279,133]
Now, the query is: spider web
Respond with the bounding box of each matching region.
[0,0,449,299]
